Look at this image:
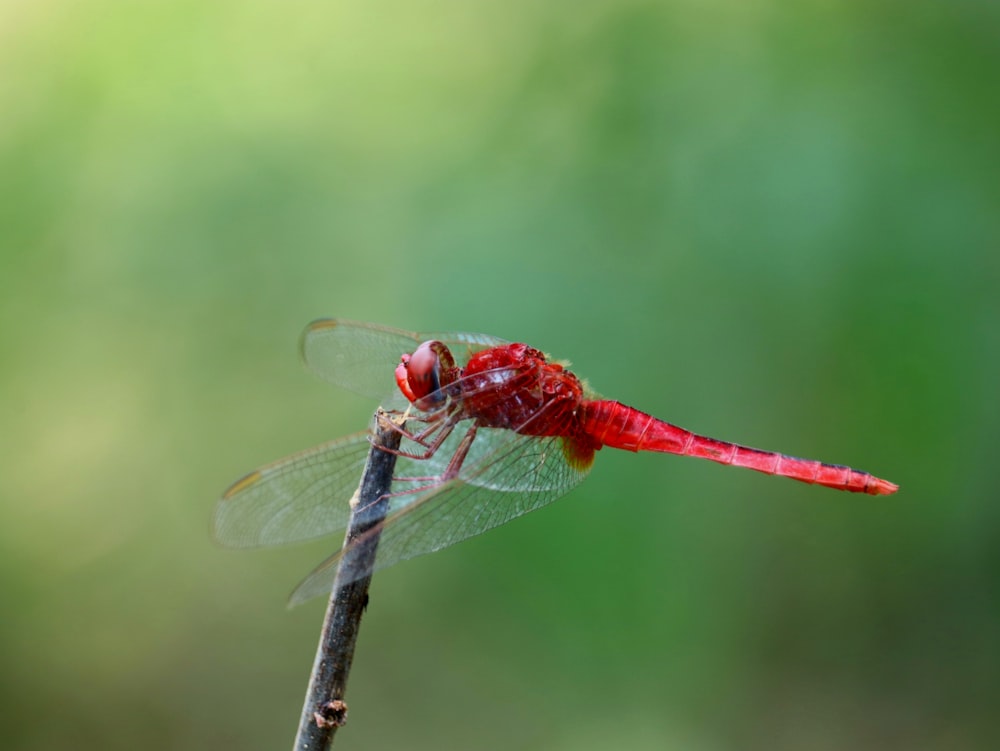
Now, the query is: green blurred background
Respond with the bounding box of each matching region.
[1,1,997,749]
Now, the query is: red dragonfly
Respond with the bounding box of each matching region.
[215,319,898,605]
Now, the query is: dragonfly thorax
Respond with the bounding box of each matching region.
[459,343,587,435]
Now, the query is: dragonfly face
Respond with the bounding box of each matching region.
[394,340,459,408]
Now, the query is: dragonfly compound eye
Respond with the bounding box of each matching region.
[404,341,442,400]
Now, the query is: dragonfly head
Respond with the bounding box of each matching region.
[395,340,459,407]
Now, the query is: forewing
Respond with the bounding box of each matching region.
[421,328,510,364]
[288,426,592,605]
[300,320,424,399]
[213,431,372,548]
[213,365,524,551]
[300,319,508,399]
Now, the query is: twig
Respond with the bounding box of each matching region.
[293,409,403,750]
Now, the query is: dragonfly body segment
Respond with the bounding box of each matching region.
[579,400,897,495]
[216,319,898,604]
[396,341,899,496]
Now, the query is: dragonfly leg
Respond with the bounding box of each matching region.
[438,421,479,481]
[373,414,463,462]
[377,421,442,451]
[377,403,463,448]
[366,420,482,510]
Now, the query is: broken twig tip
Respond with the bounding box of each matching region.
[313,699,349,729]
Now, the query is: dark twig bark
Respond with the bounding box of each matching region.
[293,409,403,750]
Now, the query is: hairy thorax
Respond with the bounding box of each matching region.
[459,344,586,435]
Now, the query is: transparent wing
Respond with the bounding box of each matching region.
[213,360,522,551]
[213,431,374,548]
[288,419,594,605]
[300,319,508,399]
[213,423,502,550]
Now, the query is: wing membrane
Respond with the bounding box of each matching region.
[213,431,373,548]
[300,319,507,399]
[213,365,524,551]
[289,418,592,605]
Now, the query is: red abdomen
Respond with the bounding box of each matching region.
[580,400,898,496]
